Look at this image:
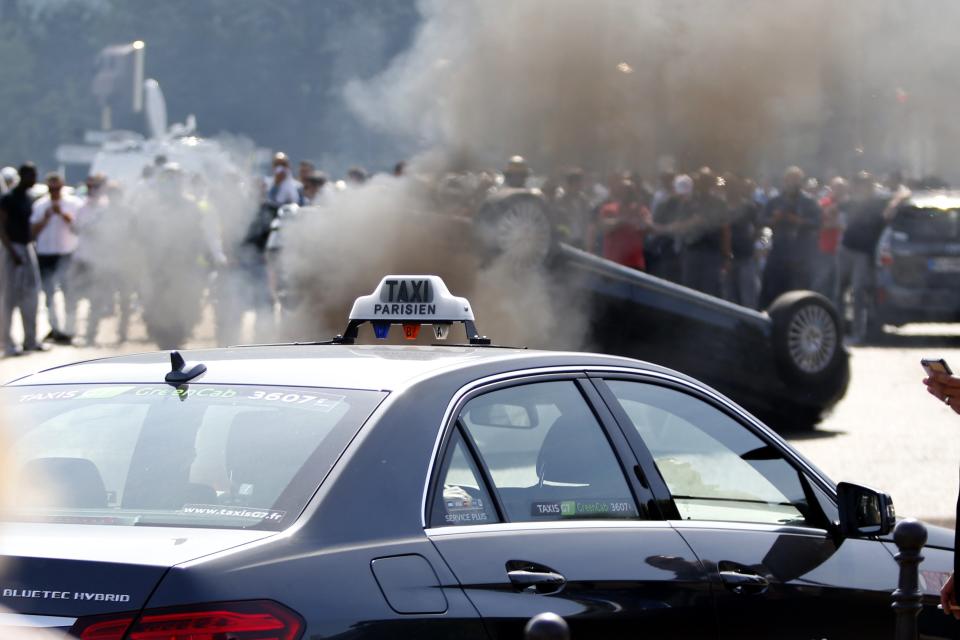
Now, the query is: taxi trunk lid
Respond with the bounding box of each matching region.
[0,523,273,619]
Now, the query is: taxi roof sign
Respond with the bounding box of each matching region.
[335,275,490,345]
[349,275,475,322]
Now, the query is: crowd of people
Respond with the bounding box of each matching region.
[541,161,923,332]
[0,147,937,356]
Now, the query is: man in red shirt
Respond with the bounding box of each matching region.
[812,176,848,298]
[598,178,652,271]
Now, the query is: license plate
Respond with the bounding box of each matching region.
[928,257,960,272]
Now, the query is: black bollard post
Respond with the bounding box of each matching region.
[524,612,570,640]
[892,518,928,640]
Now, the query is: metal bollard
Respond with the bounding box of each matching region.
[892,518,928,640]
[524,612,570,640]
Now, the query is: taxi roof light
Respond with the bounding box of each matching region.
[333,275,491,345]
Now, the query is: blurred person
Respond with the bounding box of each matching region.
[0,163,43,356]
[812,177,849,298]
[597,178,652,271]
[346,166,369,187]
[265,152,303,206]
[758,166,822,308]
[393,160,406,177]
[834,171,904,339]
[672,167,730,297]
[503,155,530,189]
[723,173,762,308]
[553,167,591,247]
[298,159,315,185]
[302,171,328,206]
[650,171,675,214]
[647,173,693,283]
[70,173,111,345]
[30,172,82,344]
[1,165,18,193]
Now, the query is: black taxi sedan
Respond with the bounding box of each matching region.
[0,276,953,640]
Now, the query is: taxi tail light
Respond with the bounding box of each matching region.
[72,600,304,640]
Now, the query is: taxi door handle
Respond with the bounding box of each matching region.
[507,569,566,594]
[719,570,769,595]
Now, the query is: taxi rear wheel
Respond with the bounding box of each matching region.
[474,193,554,266]
[768,291,845,387]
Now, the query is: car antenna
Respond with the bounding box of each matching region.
[165,350,207,385]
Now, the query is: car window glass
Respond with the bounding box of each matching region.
[431,429,498,527]
[5,384,385,530]
[460,381,638,522]
[892,206,960,241]
[606,381,816,528]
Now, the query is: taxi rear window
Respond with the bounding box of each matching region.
[1,384,385,530]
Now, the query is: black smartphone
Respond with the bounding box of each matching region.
[921,358,953,377]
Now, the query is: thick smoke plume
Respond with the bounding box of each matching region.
[347,0,960,179]
[273,0,960,349]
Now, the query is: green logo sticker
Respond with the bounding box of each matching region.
[80,386,137,399]
[560,501,577,517]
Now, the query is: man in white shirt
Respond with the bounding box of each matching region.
[264,152,303,207]
[30,172,82,344]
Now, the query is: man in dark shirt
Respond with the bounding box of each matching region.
[835,171,903,340]
[679,168,729,297]
[724,174,761,308]
[0,163,43,356]
[759,166,822,308]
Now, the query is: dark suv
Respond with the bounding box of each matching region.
[873,191,960,332]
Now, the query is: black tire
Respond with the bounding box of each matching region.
[474,191,555,266]
[768,291,846,386]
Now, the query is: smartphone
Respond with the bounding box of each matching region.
[922,358,953,377]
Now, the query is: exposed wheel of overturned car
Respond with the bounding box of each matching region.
[768,290,846,386]
[473,190,555,266]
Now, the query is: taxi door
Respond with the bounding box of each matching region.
[595,376,900,640]
[426,377,717,640]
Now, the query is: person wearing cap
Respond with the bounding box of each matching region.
[30,172,83,345]
[503,156,531,189]
[0,166,18,194]
[0,163,44,356]
[758,166,822,308]
[302,171,328,206]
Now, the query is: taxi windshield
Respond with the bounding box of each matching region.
[1,384,385,530]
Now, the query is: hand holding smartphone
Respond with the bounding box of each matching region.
[922,358,953,378]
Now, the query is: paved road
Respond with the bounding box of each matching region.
[2,311,958,528]
[786,326,960,528]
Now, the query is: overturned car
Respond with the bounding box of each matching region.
[473,188,849,430]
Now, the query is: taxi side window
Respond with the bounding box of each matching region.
[431,429,499,527]
[459,381,638,522]
[605,380,821,528]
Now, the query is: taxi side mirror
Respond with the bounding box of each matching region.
[836,482,895,538]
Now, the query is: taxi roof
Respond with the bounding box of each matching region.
[5,344,667,392]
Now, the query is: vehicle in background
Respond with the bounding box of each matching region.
[873,191,960,339]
